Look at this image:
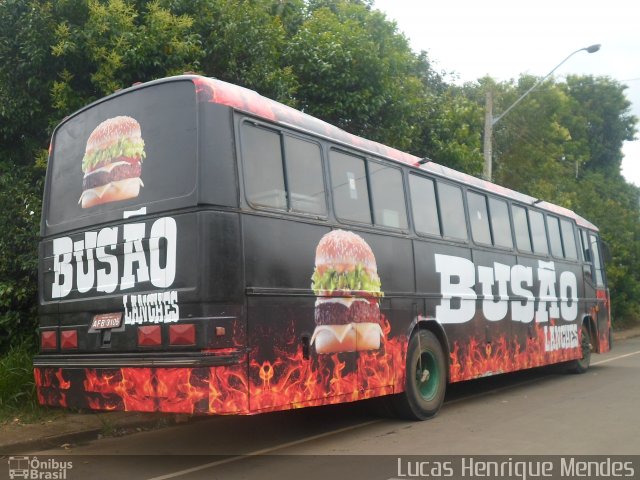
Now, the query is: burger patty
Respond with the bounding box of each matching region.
[314,300,380,326]
[83,162,142,190]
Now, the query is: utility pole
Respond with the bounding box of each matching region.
[483,90,493,181]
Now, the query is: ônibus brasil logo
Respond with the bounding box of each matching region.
[8,456,73,480]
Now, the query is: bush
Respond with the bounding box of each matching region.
[0,165,42,353]
[0,340,40,421]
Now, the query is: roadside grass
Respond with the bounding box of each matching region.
[0,342,59,424]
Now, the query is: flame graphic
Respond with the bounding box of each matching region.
[35,318,404,414]
[449,322,581,382]
[36,318,591,414]
[34,367,68,408]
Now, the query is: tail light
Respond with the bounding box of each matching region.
[60,330,78,350]
[41,330,57,350]
[169,324,195,346]
[137,325,162,346]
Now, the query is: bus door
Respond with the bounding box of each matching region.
[579,229,610,351]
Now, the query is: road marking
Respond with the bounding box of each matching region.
[145,419,380,480]
[592,349,640,365]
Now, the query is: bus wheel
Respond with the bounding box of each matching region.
[391,330,446,420]
[566,323,592,374]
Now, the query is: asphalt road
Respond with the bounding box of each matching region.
[16,336,640,480]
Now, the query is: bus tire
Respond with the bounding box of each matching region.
[566,322,591,374]
[391,330,446,420]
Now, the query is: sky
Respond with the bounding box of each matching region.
[373,0,640,185]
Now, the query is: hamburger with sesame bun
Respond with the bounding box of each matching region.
[79,116,146,208]
[310,230,384,354]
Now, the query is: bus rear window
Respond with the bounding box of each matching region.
[46,80,197,229]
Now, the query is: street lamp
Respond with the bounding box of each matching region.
[483,44,601,181]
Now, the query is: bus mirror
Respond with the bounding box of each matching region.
[584,249,592,263]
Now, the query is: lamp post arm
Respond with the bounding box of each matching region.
[492,47,586,126]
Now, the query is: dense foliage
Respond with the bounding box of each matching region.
[0,0,637,353]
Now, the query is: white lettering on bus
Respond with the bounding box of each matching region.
[96,227,118,293]
[511,264,534,323]
[536,260,560,323]
[123,291,179,325]
[479,262,510,321]
[434,255,476,324]
[544,324,579,351]
[559,270,578,321]
[435,254,579,324]
[51,217,177,298]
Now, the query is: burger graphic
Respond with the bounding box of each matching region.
[310,230,385,354]
[79,116,146,208]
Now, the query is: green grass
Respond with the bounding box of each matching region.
[0,342,58,424]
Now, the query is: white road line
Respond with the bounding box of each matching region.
[145,419,380,480]
[592,349,640,365]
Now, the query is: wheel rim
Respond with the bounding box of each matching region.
[415,350,440,401]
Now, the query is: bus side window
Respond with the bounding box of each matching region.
[559,219,578,260]
[467,191,491,245]
[589,234,605,287]
[242,123,287,209]
[409,174,440,236]
[329,150,372,224]
[529,210,549,255]
[283,136,326,215]
[488,197,513,249]
[512,205,532,252]
[546,215,564,258]
[368,161,408,229]
[437,182,467,241]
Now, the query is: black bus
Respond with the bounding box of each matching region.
[35,75,611,420]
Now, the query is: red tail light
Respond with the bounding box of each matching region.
[169,324,195,346]
[41,330,57,350]
[138,325,162,346]
[60,330,78,350]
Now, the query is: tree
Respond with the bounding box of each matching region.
[0,0,204,350]
[0,165,42,350]
[489,76,578,205]
[51,0,203,112]
[418,82,484,176]
[1,0,638,349]
[284,1,428,151]
[484,74,639,322]
[563,75,636,175]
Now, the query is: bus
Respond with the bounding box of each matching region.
[34,75,611,420]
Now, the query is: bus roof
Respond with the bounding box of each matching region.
[189,75,597,231]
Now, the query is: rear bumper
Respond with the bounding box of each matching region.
[34,350,244,368]
[34,351,249,415]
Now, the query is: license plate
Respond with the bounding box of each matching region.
[91,312,123,330]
